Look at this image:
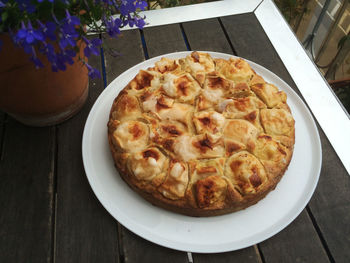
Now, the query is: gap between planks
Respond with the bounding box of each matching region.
[50,126,58,263]
[0,113,7,162]
[306,206,335,263]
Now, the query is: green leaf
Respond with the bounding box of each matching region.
[2,11,8,22]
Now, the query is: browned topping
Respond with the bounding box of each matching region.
[162,139,174,151]
[208,76,225,88]
[197,166,217,174]
[199,117,211,126]
[245,111,257,122]
[140,91,152,102]
[135,71,154,90]
[249,167,262,188]
[116,94,139,113]
[162,125,182,136]
[196,179,215,207]
[108,119,119,131]
[258,134,272,140]
[229,67,237,74]
[156,97,171,111]
[230,160,242,173]
[129,123,144,139]
[195,176,226,208]
[235,177,249,192]
[191,52,200,62]
[193,137,213,153]
[143,149,159,160]
[277,146,287,156]
[226,142,242,155]
[178,82,188,96]
[200,138,212,149]
[234,59,243,69]
[253,83,264,89]
[158,62,177,73]
[235,82,249,91]
[234,98,249,111]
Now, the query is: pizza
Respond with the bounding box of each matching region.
[107,51,295,217]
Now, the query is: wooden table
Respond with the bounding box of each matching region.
[1,9,349,263]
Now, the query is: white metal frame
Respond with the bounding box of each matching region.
[124,0,350,175]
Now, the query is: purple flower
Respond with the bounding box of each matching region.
[52,56,66,72]
[31,56,44,68]
[65,9,80,26]
[16,21,44,45]
[59,33,76,49]
[135,0,147,10]
[57,11,81,49]
[37,20,57,41]
[27,45,44,69]
[104,16,122,37]
[124,15,146,29]
[83,37,102,57]
[50,54,67,72]
[86,63,101,79]
[40,42,57,63]
[58,23,78,49]
[120,0,136,16]
[0,1,6,8]
[60,48,76,65]
[135,17,146,29]
[17,0,36,14]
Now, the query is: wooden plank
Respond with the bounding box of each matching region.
[308,127,350,262]
[193,247,261,263]
[182,18,234,54]
[143,24,188,57]
[181,17,261,262]
[259,210,329,263]
[0,119,54,263]
[121,228,189,263]
[103,28,188,263]
[55,43,120,263]
[0,111,5,159]
[104,30,146,84]
[221,13,336,262]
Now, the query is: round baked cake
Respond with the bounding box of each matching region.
[107,51,295,217]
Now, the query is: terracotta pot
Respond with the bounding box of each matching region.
[0,34,89,126]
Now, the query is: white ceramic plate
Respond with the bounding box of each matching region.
[82,51,322,253]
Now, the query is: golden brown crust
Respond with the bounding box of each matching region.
[107,52,295,217]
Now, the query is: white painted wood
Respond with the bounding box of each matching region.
[121,0,262,30]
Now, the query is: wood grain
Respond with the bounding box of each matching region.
[0,119,54,263]
[104,30,146,84]
[143,24,188,57]
[0,111,6,160]
[259,210,329,263]
[308,127,350,262]
[55,44,120,263]
[121,228,188,263]
[193,247,262,263]
[182,18,234,54]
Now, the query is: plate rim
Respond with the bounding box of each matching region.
[82,51,322,253]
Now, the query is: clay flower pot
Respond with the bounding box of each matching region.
[0,34,89,126]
